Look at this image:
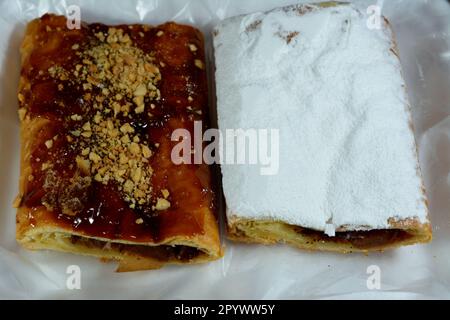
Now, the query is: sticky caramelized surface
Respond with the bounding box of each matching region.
[17,14,214,243]
[294,227,414,250]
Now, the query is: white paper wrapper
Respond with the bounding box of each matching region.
[1,0,450,299]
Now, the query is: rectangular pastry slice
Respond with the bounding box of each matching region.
[15,14,221,271]
[213,2,432,252]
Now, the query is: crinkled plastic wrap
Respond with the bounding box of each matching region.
[0,0,449,299]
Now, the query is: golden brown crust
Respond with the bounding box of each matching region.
[15,14,222,271]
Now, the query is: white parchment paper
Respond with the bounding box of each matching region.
[0,0,449,299]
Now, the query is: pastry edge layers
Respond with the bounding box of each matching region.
[227,214,432,253]
[214,2,431,250]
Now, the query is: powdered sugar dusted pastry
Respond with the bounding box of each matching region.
[213,2,431,252]
[15,14,221,271]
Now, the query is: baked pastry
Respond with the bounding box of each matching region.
[15,14,222,271]
[213,2,432,252]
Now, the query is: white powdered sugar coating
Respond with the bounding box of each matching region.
[213,4,429,235]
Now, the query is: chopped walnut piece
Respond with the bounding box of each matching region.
[135,104,145,114]
[135,218,144,224]
[70,130,81,137]
[129,142,141,155]
[134,84,147,96]
[89,152,101,164]
[41,162,52,171]
[123,180,134,193]
[119,153,128,164]
[133,95,143,106]
[161,189,170,199]
[113,103,121,117]
[155,198,170,211]
[142,145,152,158]
[95,31,105,42]
[156,30,164,37]
[121,134,131,144]
[120,123,134,134]
[82,122,91,131]
[131,167,142,183]
[81,131,92,138]
[44,139,53,149]
[93,112,102,124]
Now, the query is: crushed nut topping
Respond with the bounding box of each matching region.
[18,93,25,103]
[46,27,164,209]
[188,43,197,52]
[154,197,171,211]
[44,139,53,149]
[194,59,204,70]
[41,162,52,171]
[70,114,82,121]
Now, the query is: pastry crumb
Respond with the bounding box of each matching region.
[71,114,82,121]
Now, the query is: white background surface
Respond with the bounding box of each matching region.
[0,0,449,299]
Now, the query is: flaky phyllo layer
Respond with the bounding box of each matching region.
[15,14,221,271]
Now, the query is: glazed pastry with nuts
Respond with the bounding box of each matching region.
[15,14,221,271]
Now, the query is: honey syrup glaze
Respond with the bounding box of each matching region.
[19,14,216,244]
